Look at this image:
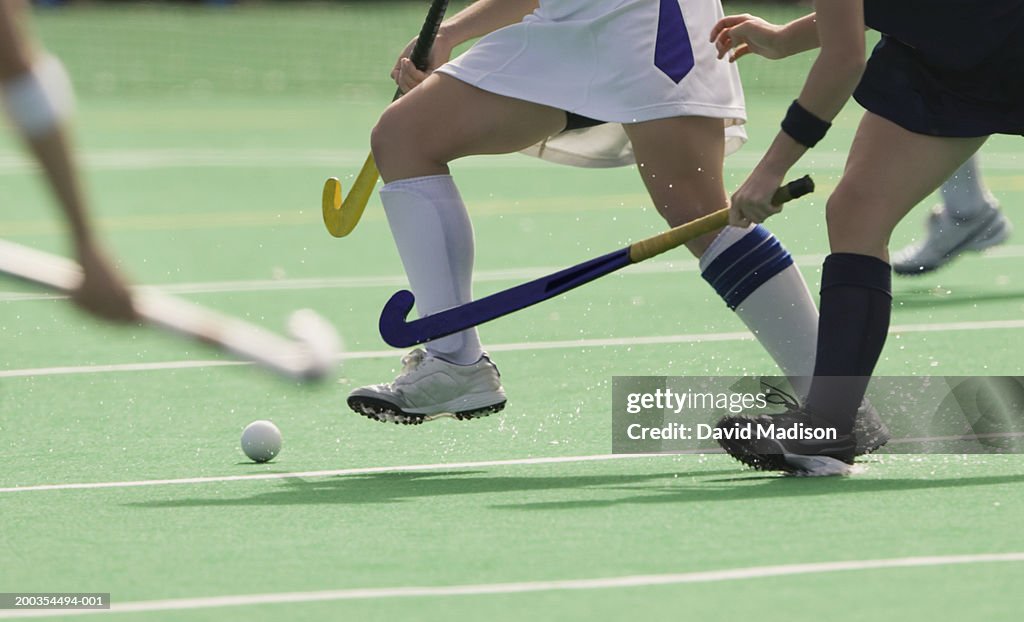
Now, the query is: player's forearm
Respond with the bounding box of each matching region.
[438,0,539,45]
[755,68,863,180]
[777,14,821,57]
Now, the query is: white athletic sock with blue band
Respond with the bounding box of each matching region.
[1,55,75,138]
[700,225,819,398]
[380,174,484,365]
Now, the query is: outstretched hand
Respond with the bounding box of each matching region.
[710,14,786,62]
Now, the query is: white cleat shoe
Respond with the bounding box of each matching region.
[348,349,507,425]
[893,202,1012,275]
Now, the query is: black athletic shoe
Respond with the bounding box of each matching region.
[853,400,890,456]
[714,409,857,476]
[762,383,888,457]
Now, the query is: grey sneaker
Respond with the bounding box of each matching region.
[893,203,1011,275]
[348,349,507,425]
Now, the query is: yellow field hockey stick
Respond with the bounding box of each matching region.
[323,0,450,237]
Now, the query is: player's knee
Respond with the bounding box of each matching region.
[825,183,890,254]
[372,105,452,181]
[369,108,405,176]
[825,182,866,234]
[372,107,436,178]
[649,177,728,243]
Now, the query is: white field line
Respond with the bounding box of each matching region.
[4,244,1024,303]
[0,453,654,494]
[2,318,1024,380]
[0,259,700,302]
[0,149,563,173]
[0,147,1021,173]
[886,432,1024,445]
[1,191,653,237]
[0,359,251,378]
[0,256,738,303]
[0,331,757,379]
[1,553,1022,618]
[4,427,1022,495]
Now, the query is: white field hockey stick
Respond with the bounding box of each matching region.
[0,239,340,381]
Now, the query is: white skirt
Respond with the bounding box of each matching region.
[436,0,747,168]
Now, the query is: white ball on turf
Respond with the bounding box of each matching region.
[241,420,282,463]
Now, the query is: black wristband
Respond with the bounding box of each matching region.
[781,100,831,148]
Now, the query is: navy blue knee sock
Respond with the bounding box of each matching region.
[805,253,892,435]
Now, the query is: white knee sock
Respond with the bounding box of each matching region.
[941,154,997,220]
[380,174,483,365]
[700,225,818,399]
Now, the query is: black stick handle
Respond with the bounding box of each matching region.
[409,0,450,71]
[772,175,815,204]
[389,0,450,102]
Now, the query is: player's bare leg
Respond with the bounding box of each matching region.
[826,113,987,261]
[627,115,889,454]
[808,114,985,438]
[372,73,565,182]
[728,113,989,474]
[624,116,728,255]
[350,74,565,424]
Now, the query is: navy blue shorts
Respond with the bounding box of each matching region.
[854,36,1024,137]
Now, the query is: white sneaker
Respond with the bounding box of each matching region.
[348,349,507,425]
[893,202,1011,275]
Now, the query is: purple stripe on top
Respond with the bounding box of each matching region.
[655,0,694,83]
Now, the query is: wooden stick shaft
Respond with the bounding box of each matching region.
[628,209,728,263]
[627,177,811,263]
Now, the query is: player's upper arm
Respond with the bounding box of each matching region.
[813,0,866,71]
